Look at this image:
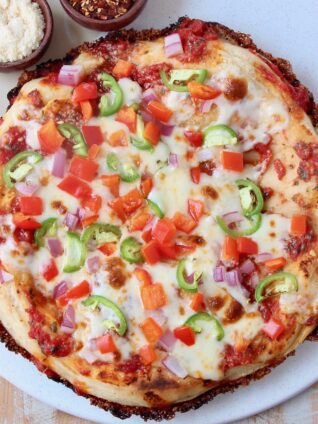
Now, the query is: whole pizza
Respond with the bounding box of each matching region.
[1,17,318,420]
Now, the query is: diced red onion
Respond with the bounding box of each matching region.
[169,153,179,167]
[250,272,260,288]
[158,330,176,351]
[52,149,67,178]
[222,211,243,225]
[254,252,273,263]
[15,182,39,196]
[141,109,156,124]
[239,259,255,275]
[213,265,225,282]
[0,269,13,284]
[76,207,92,220]
[201,99,214,113]
[89,338,98,351]
[225,269,242,287]
[47,238,64,257]
[87,256,100,273]
[162,355,188,378]
[58,65,83,87]
[197,148,214,162]
[64,213,79,231]
[164,34,184,58]
[159,122,175,136]
[61,305,75,333]
[148,309,167,327]
[142,88,158,103]
[53,280,68,300]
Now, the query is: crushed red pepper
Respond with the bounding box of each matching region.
[69,0,135,20]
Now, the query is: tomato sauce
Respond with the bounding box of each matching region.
[284,228,316,260]
[294,141,318,182]
[0,126,26,165]
[273,159,286,180]
[118,354,143,373]
[131,63,173,89]
[28,307,74,357]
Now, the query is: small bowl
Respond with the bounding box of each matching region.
[60,0,148,31]
[0,0,53,73]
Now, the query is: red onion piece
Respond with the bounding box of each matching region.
[159,122,175,136]
[250,272,260,288]
[52,149,67,178]
[53,280,68,300]
[148,309,167,327]
[197,148,214,162]
[222,211,243,225]
[61,305,75,333]
[141,109,156,124]
[225,269,242,286]
[87,256,100,273]
[58,65,83,87]
[201,99,214,113]
[164,34,184,58]
[213,265,225,282]
[142,88,158,103]
[64,213,79,231]
[15,182,39,196]
[158,330,176,351]
[0,269,13,284]
[47,238,64,257]
[254,252,273,263]
[239,259,255,275]
[162,355,188,378]
[169,153,179,167]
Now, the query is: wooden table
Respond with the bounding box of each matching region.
[1,376,318,423]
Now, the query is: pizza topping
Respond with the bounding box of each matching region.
[58,65,84,87]
[184,312,224,341]
[164,33,184,58]
[236,179,264,217]
[203,124,237,147]
[160,69,208,92]
[131,116,155,152]
[120,236,144,264]
[216,213,262,237]
[82,295,128,336]
[290,215,307,236]
[34,218,57,247]
[63,232,86,273]
[273,158,286,180]
[99,73,124,116]
[162,355,188,379]
[3,150,43,188]
[177,259,201,293]
[58,123,88,157]
[255,272,298,303]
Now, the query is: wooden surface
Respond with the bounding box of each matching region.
[1,376,318,424]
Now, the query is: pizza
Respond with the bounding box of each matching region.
[1,17,318,420]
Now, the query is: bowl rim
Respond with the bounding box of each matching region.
[59,0,147,27]
[0,0,53,70]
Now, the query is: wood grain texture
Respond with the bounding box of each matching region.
[1,376,318,424]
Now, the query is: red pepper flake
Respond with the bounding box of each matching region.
[69,0,135,20]
[273,159,286,180]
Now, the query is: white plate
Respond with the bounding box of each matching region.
[1,0,318,423]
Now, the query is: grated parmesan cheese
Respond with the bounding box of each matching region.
[0,0,45,63]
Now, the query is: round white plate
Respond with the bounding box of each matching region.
[1,1,318,423]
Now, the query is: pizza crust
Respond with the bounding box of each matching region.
[1,17,318,420]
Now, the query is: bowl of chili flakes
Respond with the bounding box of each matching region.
[60,0,148,31]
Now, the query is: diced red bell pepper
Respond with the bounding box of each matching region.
[237,237,258,255]
[147,101,173,123]
[59,280,91,306]
[96,334,117,354]
[264,257,287,271]
[58,174,92,200]
[290,215,307,236]
[152,218,176,245]
[108,129,128,147]
[222,236,239,261]
[140,175,153,198]
[116,107,137,133]
[139,344,157,365]
[88,144,101,160]
[188,199,204,222]
[42,259,58,282]
[134,267,152,285]
[190,292,205,312]
[157,242,178,260]
[101,174,120,198]
[173,326,195,346]
[184,131,203,147]
[172,212,197,234]
[69,156,99,182]
[80,101,94,121]
[190,166,201,184]
[129,211,152,232]
[144,122,161,145]
[81,194,102,214]
[82,125,104,147]
[99,242,117,256]
[221,150,244,172]
[141,240,161,265]
[72,82,98,103]
[113,60,134,79]
[38,120,64,154]
[140,283,167,310]
[13,213,41,230]
[142,228,152,243]
[187,82,221,100]
[19,197,43,216]
[140,317,163,343]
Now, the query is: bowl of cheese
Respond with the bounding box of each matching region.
[0,0,53,72]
